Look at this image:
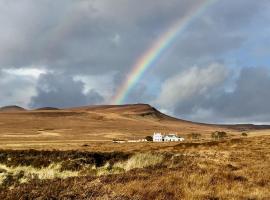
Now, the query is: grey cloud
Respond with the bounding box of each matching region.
[210,67,270,120]
[125,83,156,104]
[151,0,269,78]
[211,0,267,29]
[170,67,270,123]
[156,63,228,111]
[2,0,264,75]
[0,0,270,123]
[29,73,104,108]
[0,70,37,107]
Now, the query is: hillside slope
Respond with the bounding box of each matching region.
[0,104,269,149]
[0,105,26,112]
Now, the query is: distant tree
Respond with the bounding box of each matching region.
[241,132,248,137]
[145,136,153,141]
[211,131,227,140]
[190,133,201,140]
[112,138,121,142]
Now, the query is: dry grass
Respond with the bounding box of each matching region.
[115,153,164,171]
[0,105,269,199]
[0,136,269,199]
[0,163,79,185]
[0,152,165,188]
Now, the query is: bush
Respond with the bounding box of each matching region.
[242,132,248,137]
[190,133,201,140]
[211,131,227,140]
[145,136,153,141]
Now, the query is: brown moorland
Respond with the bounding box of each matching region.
[0,104,269,199]
[0,136,269,199]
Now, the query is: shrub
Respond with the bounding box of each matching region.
[190,133,201,140]
[145,136,153,141]
[241,132,248,137]
[211,131,227,140]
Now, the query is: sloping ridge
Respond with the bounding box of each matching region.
[1,103,269,131]
[220,124,270,131]
[71,104,196,123]
[70,104,270,130]
[0,105,26,112]
[35,107,60,111]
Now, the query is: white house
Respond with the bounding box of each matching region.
[153,133,184,142]
[164,134,184,142]
[153,133,163,142]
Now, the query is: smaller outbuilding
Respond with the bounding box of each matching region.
[164,134,184,142]
[153,133,184,142]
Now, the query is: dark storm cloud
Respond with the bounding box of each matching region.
[0,0,270,123]
[0,0,201,75]
[211,67,270,120]
[152,0,269,78]
[29,73,104,108]
[0,69,37,107]
[4,0,263,76]
[0,0,267,78]
[171,67,270,123]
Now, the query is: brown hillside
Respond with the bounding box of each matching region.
[0,105,26,112]
[0,104,269,149]
[35,107,60,111]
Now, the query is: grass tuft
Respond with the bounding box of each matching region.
[115,153,164,171]
[0,163,79,187]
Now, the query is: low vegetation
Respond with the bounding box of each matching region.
[0,151,165,189]
[0,163,79,187]
[188,132,202,140]
[242,132,248,137]
[0,136,269,200]
[211,131,228,140]
[115,153,164,171]
[145,136,153,141]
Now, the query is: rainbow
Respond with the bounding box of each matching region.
[111,0,217,105]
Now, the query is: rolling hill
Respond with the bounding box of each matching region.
[0,104,269,149]
[0,105,26,112]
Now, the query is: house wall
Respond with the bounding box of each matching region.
[164,136,185,142]
[153,133,163,142]
[153,133,185,142]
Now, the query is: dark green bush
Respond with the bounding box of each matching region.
[145,136,153,141]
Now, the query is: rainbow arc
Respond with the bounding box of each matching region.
[111,0,217,105]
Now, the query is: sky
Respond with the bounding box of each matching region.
[0,0,270,124]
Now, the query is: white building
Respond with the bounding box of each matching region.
[153,133,184,142]
[153,133,163,142]
[164,134,184,142]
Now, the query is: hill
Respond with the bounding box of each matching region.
[0,103,269,149]
[71,104,181,120]
[0,105,26,112]
[35,107,60,111]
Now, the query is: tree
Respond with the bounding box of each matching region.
[190,133,201,140]
[145,136,153,141]
[211,131,227,140]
